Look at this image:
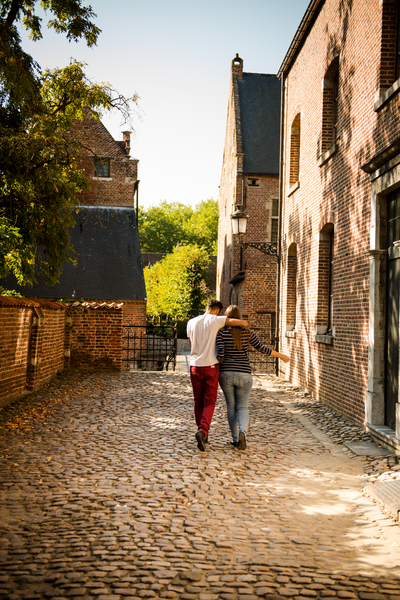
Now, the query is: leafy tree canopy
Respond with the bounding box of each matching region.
[139,199,219,255]
[144,244,210,321]
[0,0,138,286]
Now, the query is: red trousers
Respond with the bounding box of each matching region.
[190,365,219,436]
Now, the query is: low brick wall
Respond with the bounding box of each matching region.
[0,297,66,400]
[0,298,132,402]
[67,303,123,370]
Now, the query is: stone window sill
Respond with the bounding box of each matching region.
[315,334,333,345]
[285,330,296,339]
[318,142,338,167]
[287,181,300,196]
[92,177,113,181]
[374,78,400,112]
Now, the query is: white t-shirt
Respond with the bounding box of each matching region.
[187,313,227,367]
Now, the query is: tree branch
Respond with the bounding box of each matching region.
[3,0,22,33]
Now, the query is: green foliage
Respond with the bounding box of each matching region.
[0,286,23,297]
[0,1,138,286]
[144,244,210,321]
[139,199,219,255]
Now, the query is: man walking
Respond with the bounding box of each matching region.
[187,300,248,451]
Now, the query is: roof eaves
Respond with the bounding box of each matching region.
[277,0,324,78]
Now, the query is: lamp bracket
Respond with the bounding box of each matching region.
[241,241,278,257]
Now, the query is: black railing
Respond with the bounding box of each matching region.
[122,325,178,371]
[247,326,276,374]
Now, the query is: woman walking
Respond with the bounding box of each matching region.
[216,305,290,450]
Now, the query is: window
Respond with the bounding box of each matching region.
[316,224,335,340]
[378,0,400,91]
[95,159,110,178]
[271,198,279,243]
[321,57,340,155]
[289,114,301,187]
[327,228,334,332]
[286,243,297,336]
[248,178,259,187]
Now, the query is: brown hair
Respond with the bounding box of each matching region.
[225,305,250,351]
[206,299,223,313]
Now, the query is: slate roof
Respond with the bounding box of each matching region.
[2,207,146,301]
[238,73,281,174]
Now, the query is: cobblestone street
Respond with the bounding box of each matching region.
[1,371,400,600]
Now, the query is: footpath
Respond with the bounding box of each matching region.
[0,370,400,600]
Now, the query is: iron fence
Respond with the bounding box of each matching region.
[247,326,276,374]
[122,325,177,371]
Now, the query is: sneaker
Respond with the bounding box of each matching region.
[238,432,247,450]
[229,441,239,448]
[196,430,206,452]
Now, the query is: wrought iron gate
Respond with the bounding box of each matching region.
[122,325,177,371]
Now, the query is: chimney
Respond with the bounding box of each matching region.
[122,130,131,155]
[231,53,243,79]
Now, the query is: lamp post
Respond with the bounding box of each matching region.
[230,208,279,271]
[230,209,248,270]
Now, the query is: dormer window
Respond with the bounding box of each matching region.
[95,159,110,178]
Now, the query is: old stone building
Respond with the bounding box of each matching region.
[2,112,146,331]
[277,0,400,451]
[217,55,281,371]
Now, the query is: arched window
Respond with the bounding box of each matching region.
[286,243,297,335]
[316,224,335,336]
[378,0,400,92]
[289,114,301,187]
[321,57,340,154]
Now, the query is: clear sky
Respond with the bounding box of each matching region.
[18,0,310,208]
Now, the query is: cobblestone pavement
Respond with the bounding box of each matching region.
[1,371,400,600]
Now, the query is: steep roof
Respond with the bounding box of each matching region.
[73,110,131,159]
[2,207,146,301]
[238,73,281,174]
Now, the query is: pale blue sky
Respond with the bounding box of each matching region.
[19,0,309,208]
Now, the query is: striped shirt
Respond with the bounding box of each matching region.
[216,328,272,374]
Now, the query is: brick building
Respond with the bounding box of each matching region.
[277,0,400,450]
[2,111,146,329]
[217,55,281,371]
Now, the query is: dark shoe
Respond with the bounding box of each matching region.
[205,436,209,444]
[229,441,239,448]
[238,432,247,450]
[196,430,206,452]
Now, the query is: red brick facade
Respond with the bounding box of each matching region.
[73,112,139,208]
[0,298,133,402]
[277,0,400,446]
[68,305,123,370]
[0,297,67,401]
[217,56,279,370]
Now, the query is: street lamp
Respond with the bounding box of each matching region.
[230,207,278,269]
[230,208,248,238]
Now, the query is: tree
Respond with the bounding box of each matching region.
[184,199,219,254]
[138,199,219,255]
[144,244,210,321]
[0,1,137,286]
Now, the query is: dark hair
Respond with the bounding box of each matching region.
[225,304,250,351]
[206,299,223,312]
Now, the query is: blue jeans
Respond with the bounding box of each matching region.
[219,371,253,442]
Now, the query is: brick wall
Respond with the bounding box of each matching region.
[0,298,135,401]
[72,112,138,208]
[69,305,123,370]
[278,0,396,424]
[122,300,147,327]
[0,297,66,400]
